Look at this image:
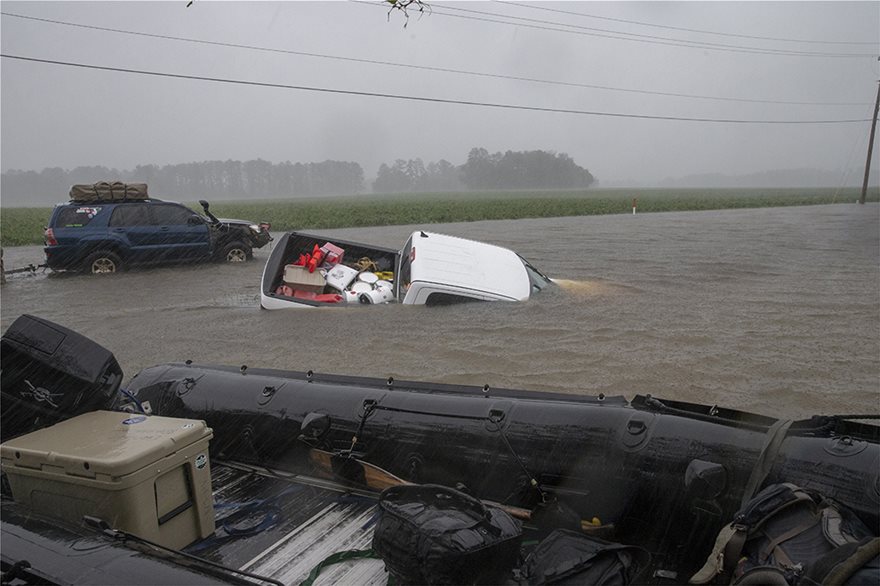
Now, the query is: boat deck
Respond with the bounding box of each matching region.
[188,462,389,585]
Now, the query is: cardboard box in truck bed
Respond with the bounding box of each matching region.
[283,264,326,292]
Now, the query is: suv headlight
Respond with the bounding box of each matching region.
[249,224,261,234]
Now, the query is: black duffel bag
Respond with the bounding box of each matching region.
[523,529,651,585]
[372,483,523,585]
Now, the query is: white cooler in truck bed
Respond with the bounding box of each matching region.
[0,410,215,549]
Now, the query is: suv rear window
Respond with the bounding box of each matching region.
[109,204,151,227]
[54,206,103,228]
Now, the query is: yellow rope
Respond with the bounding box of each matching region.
[354,257,379,272]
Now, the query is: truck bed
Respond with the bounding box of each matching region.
[261,232,399,308]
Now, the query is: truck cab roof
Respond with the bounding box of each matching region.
[403,231,531,303]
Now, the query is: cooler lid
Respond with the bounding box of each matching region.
[0,411,212,478]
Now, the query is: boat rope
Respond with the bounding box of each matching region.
[831,414,880,421]
[350,401,488,422]
[299,549,389,586]
[347,400,377,454]
[642,396,769,432]
[351,398,547,502]
[118,388,146,414]
[187,485,305,553]
[218,485,304,535]
[345,399,487,454]
[643,397,879,437]
[486,417,548,503]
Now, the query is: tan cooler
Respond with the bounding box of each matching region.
[0,410,215,550]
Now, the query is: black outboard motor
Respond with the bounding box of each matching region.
[0,314,123,442]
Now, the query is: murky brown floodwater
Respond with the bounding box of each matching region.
[2,204,878,419]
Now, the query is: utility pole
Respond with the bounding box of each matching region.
[860,79,880,205]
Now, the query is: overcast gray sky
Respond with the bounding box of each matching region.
[1,1,878,187]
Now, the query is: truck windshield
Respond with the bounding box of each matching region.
[519,255,552,293]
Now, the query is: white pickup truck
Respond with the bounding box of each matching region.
[260,230,552,309]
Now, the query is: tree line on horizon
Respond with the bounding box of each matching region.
[374,148,595,193]
[0,160,365,203]
[0,148,595,203]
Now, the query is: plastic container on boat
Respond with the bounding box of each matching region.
[0,410,215,550]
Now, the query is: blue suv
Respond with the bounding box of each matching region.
[44,199,272,274]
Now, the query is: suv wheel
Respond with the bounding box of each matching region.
[221,241,252,263]
[83,250,122,274]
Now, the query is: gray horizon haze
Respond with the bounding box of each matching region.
[2,1,879,196]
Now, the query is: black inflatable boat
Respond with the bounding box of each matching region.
[2,314,878,585]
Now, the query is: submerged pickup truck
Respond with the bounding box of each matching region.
[260,230,552,309]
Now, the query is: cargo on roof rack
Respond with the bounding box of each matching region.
[69,181,149,202]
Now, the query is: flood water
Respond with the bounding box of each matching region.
[2,203,878,419]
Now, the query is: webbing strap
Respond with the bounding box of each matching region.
[759,514,821,565]
[740,419,794,508]
[722,526,748,575]
[299,549,387,586]
[823,537,880,586]
[689,523,741,583]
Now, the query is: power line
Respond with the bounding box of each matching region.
[1,53,872,125]
[1,11,870,107]
[496,1,879,46]
[417,2,878,58]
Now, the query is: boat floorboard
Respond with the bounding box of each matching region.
[186,462,389,585]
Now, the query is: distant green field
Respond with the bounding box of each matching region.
[1,187,876,248]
